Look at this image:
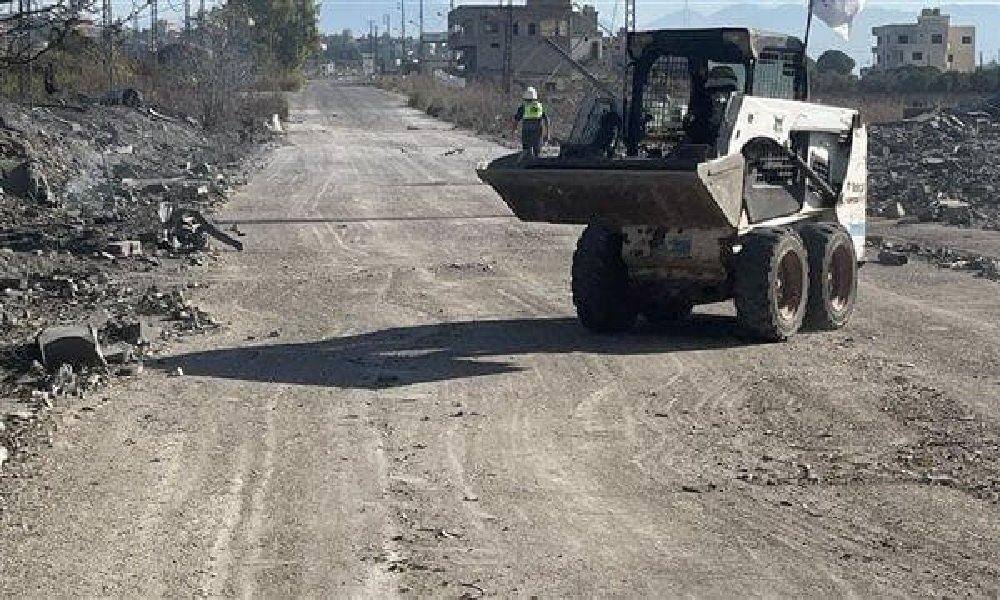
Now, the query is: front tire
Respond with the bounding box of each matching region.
[801,223,858,330]
[572,223,637,333]
[735,228,809,342]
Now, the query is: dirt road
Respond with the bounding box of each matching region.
[2,80,998,598]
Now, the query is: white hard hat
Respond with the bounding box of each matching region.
[523,86,538,100]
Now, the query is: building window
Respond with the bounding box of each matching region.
[898,35,909,44]
[484,21,499,34]
[490,42,499,49]
[931,33,943,44]
[912,52,923,60]
[513,21,519,35]
[528,22,537,35]
[948,54,954,62]
[962,35,972,44]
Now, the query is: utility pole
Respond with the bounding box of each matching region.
[132,0,140,49]
[418,0,424,69]
[184,0,191,34]
[103,0,114,92]
[625,0,635,32]
[400,0,406,59]
[384,13,393,68]
[502,0,513,93]
[199,0,206,28]
[18,0,27,102]
[150,0,158,53]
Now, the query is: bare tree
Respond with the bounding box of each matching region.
[0,1,149,69]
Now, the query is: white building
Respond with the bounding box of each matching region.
[871,8,975,73]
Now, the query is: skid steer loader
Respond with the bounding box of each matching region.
[478,28,866,341]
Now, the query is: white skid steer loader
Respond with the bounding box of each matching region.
[479,28,867,341]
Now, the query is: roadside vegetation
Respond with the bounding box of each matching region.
[383,74,606,144]
[0,0,318,131]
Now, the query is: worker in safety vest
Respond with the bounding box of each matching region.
[513,86,550,159]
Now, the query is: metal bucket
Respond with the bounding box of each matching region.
[477,152,745,229]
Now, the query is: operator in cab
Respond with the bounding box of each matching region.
[513,86,550,159]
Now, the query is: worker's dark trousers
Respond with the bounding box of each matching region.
[521,121,542,159]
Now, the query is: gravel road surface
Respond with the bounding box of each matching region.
[2,80,998,598]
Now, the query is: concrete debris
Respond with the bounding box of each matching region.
[36,324,106,370]
[101,88,143,108]
[878,249,909,266]
[1,160,55,205]
[102,342,135,365]
[106,240,142,257]
[872,239,1000,281]
[869,103,1000,229]
[160,204,244,252]
[0,94,263,472]
[266,113,284,134]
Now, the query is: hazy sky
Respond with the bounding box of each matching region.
[323,0,1000,33]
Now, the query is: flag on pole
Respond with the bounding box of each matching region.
[813,0,866,40]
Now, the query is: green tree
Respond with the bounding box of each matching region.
[233,0,319,72]
[816,50,856,75]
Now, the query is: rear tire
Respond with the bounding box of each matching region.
[735,228,809,342]
[572,223,637,333]
[801,223,858,330]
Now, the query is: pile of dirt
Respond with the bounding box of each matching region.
[868,102,1000,229]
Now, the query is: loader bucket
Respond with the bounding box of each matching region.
[477,152,745,229]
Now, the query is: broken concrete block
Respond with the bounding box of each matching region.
[2,160,54,204]
[118,319,157,345]
[102,342,136,365]
[878,249,909,266]
[36,324,107,370]
[886,202,906,218]
[106,240,142,257]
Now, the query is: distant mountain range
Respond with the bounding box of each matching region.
[645,4,1000,69]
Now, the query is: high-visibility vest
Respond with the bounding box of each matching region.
[522,101,545,120]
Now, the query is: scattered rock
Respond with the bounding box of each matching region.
[878,249,909,266]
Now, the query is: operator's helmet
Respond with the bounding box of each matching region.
[523,86,539,101]
[706,65,739,93]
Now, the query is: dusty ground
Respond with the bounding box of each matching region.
[1,79,998,598]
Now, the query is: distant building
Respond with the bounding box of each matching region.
[419,32,450,72]
[448,0,602,85]
[871,8,975,73]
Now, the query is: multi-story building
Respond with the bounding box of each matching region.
[871,8,975,73]
[448,0,602,84]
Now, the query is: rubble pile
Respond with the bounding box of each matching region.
[868,101,1000,229]
[869,236,1000,281]
[0,100,267,472]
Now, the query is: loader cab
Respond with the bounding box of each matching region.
[624,28,807,157]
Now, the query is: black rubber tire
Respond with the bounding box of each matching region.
[642,298,694,326]
[800,223,858,330]
[734,228,809,342]
[572,223,637,333]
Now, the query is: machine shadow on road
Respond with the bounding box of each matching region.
[158,315,752,389]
